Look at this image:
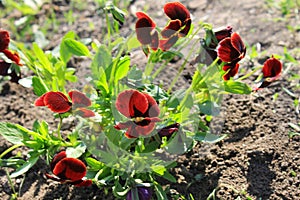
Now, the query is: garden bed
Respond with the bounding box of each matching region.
[0,0,300,199]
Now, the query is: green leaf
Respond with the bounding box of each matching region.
[127,36,140,51]
[86,157,104,170]
[194,132,227,143]
[60,31,76,63]
[94,67,109,93]
[63,38,90,57]
[10,155,39,178]
[111,5,126,24]
[114,56,130,84]
[0,122,25,145]
[66,143,86,158]
[32,43,53,73]
[154,182,168,200]
[91,45,112,79]
[32,76,48,96]
[224,80,252,94]
[0,158,25,168]
[199,100,221,116]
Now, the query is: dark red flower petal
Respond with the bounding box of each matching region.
[158,123,180,138]
[161,19,182,38]
[159,35,179,51]
[116,90,148,118]
[53,157,87,181]
[75,108,95,118]
[72,179,93,187]
[50,151,67,171]
[43,91,72,113]
[0,30,10,51]
[121,118,160,138]
[0,60,20,83]
[150,30,159,51]
[114,121,132,130]
[214,26,233,42]
[124,120,156,138]
[0,60,11,75]
[217,37,241,63]
[134,120,156,137]
[135,12,157,46]
[179,18,191,37]
[136,12,156,28]
[164,2,190,23]
[68,90,91,108]
[143,93,160,118]
[136,19,154,45]
[262,57,282,78]
[2,49,22,66]
[34,93,47,107]
[222,63,240,81]
[230,32,246,57]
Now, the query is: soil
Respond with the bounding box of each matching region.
[1,0,300,200]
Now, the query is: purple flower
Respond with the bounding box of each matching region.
[126,187,152,200]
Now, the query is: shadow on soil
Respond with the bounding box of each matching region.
[246,151,276,199]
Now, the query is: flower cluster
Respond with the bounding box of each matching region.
[135,2,191,53]
[45,151,92,187]
[114,89,160,138]
[0,30,23,82]
[34,90,95,117]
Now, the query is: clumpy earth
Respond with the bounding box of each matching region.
[1,0,300,199]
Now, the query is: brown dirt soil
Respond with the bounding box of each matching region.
[1,0,300,199]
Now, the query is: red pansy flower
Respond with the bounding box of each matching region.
[192,26,233,66]
[0,30,22,66]
[114,89,160,138]
[214,26,233,43]
[217,32,246,80]
[158,123,180,140]
[160,2,191,51]
[34,90,95,117]
[135,12,159,51]
[0,30,10,51]
[45,151,92,187]
[255,56,282,90]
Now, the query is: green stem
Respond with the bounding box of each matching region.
[0,144,23,159]
[109,32,135,94]
[153,134,162,145]
[167,40,198,93]
[105,11,111,47]
[144,53,156,78]
[5,169,17,197]
[152,58,171,80]
[178,84,194,111]
[151,26,202,80]
[56,116,63,140]
[237,66,262,81]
